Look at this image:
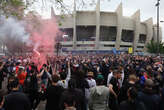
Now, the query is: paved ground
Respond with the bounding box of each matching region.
[37,101,46,110]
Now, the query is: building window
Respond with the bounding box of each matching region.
[62,45,72,47]
[121,30,134,42]
[76,26,96,41]
[120,45,132,48]
[77,44,95,47]
[100,26,117,41]
[138,34,146,43]
[137,46,144,48]
[58,28,73,41]
[104,45,115,47]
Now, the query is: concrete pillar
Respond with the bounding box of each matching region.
[153,26,158,42]
[73,0,77,49]
[51,7,55,18]
[115,3,123,50]
[131,10,140,52]
[159,27,162,42]
[152,26,162,43]
[95,0,100,49]
[143,18,153,51]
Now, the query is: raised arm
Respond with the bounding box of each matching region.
[37,69,44,78]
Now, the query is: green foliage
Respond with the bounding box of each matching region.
[10,0,24,6]
[0,0,111,19]
[146,40,164,54]
[0,0,26,19]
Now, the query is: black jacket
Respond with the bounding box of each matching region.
[137,88,161,110]
[60,88,85,110]
[118,82,136,103]
[24,74,38,94]
[45,85,64,110]
[4,91,31,110]
[119,100,146,110]
[0,70,4,81]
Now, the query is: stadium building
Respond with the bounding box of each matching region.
[52,2,162,53]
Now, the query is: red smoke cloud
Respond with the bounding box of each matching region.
[27,17,60,69]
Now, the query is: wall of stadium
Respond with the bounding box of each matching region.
[52,3,162,52]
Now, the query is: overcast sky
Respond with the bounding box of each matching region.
[33,0,164,41]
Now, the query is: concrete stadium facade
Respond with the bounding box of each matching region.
[52,3,162,52]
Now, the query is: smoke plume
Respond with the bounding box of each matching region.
[0,16,29,54]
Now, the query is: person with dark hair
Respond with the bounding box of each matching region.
[44,75,64,110]
[159,88,164,110]
[0,62,5,89]
[0,90,6,110]
[119,87,146,110]
[63,95,76,110]
[38,64,50,89]
[4,77,31,110]
[23,68,38,110]
[118,74,137,104]
[60,78,85,110]
[7,75,16,93]
[137,79,161,110]
[17,67,27,89]
[88,74,110,110]
[57,61,71,88]
[108,69,122,110]
[74,69,89,110]
[101,58,110,85]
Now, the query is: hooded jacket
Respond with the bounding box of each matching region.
[89,85,109,110]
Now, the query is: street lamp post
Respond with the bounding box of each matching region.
[55,42,62,57]
[156,0,160,54]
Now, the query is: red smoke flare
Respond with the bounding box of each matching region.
[27,17,60,68]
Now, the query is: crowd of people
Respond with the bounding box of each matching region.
[0,54,164,110]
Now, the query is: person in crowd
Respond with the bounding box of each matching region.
[16,66,27,91]
[101,58,110,85]
[119,87,146,110]
[108,69,122,110]
[88,74,110,110]
[118,74,137,103]
[24,67,38,110]
[63,95,76,110]
[137,79,161,110]
[159,88,164,110]
[44,75,64,110]
[57,61,71,89]
[0,89,7,110]
[0,62,5,89]
[60,78,85,110]
[107,66,124,87]
[15,61,21,74]
[73,69,89,110]
[0,54,164,110]
[38,64,51,89]
[7,75,16,93]
[85,71,96,109]
[86,71,96,88]
[4,77,31,110]
[139,68,148,87]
